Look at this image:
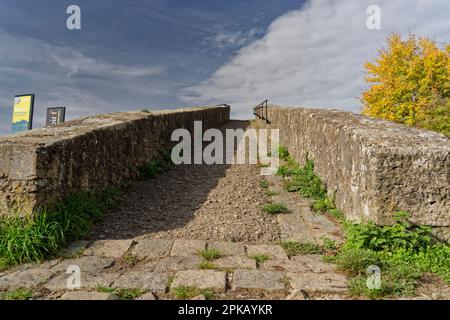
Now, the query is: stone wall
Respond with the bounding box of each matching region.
[255,105,449,231]
[0,105,230,217]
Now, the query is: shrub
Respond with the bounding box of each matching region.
[362,34,449,137]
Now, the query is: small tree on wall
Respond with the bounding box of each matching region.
[361,34,449,137]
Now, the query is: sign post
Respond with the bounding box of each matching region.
[46,107,66,127]
[12,94,35,134]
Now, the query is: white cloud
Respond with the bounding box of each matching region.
[0,28,169,135]
[209,28,263,49]
[181,0,450,118]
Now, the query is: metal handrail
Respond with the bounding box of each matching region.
[253,100,269,123]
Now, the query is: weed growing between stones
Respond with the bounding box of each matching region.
[198,248,222,261]
[198,261,217,270]
[0,187,121,268]
[265,190,278,197]
[0,288,33,300]
[277,146,450,299]
[139,149,172,179]
[172,286,214,300]
[280,241,322,257]
[250,254,269,264]
[97,286,148,300]
[259,179,270,189]
[263,203,290,214]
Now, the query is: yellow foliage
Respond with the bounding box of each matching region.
[362,34,449,137]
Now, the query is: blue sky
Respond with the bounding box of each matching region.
[0,0,449,135]
[0,0,305,135]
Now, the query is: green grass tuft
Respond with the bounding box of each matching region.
[0,289,33,300]
[250,253,270,264]
[280,241,322,257]
[0,187,121,266]
[259,179,270,189]
[265,190,278,197]
[97,286,148,300]
[263,203,290,214]
[197,248,222,261]
[198,261,217,270]
[172,286,214,300]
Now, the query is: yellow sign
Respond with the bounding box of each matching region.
[12,94,34,134]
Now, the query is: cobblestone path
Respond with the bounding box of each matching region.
[0,121,351,300]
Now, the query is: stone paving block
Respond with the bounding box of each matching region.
[291,255,336,273]
[44,271,121,292]
[136,292,156,300]
[208,241,246,256]
[59,241,89,258]
[0,267,58,290]
[246,244,289,260]
[214,256,256,269]
[232,269,286,291]
[113,271,169,293]
[171,270,226,291]
[60,291,118,300]
[84,239,134,258]
[277,214,317,243]
[153,256,201,272]
[288,272,347,293]
[171,239,206,257]
[132,239,173,259]
[260,259,309,273]
[51,256,115,274]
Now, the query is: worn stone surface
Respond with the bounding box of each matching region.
[153,256,201,272]
[60,291,118,300]
[214,256,257,269]
[232,269,286,291]
[290,255,337,273]
[58,241,89,258]
[246,245,289,260]
[260,259,309,273]
[171,239,206,257]
[277,214,317,243]
[208,241,246,256]
[112,272,169,293]
[288,272,347,293]
[0,105,230,217]
[44,272,121,291]
[136,292,156,300]
[171,270,226,291]
[84,239,134,258]
[51,256,115,274]
[256,106,450,229]
[132,239,173,259]
[0,267,57,290]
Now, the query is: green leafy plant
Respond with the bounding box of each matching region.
[263,203,290,214]
[276,146,290,160]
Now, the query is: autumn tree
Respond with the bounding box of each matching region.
[362,34,449,137]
